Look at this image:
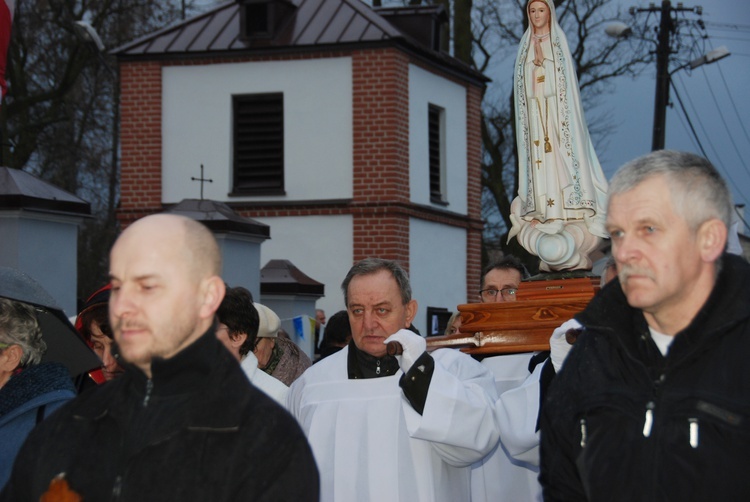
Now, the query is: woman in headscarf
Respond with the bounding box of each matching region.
[511,0,608,241]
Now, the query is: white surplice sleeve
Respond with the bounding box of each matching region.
[402,348,501,466]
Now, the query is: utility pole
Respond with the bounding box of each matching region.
[630,1,699,151]
[606,0,729,150]
[653,1,674,151]
[632,1,697,151]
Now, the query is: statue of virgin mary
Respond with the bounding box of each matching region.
[509,0,609,271]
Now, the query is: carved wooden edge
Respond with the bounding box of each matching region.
[426,328,553,355]
[426,277,598,356]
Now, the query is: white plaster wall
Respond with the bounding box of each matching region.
[409,218,467,335]
[0,212,82,316]
[162,58,353,203]
[253,214,352,320]
[408,64,468,215]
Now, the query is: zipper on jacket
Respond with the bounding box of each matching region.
[579,418,587,448]
[112,474,122,500]
[376,360,381,375]
[643,401,655,437]
[696,400,742,426]
[142,379,153,408]
[688,418,699,448]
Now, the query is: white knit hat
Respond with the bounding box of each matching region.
[254,303,280,338]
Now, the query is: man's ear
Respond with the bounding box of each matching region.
[199,276,226,320]
[0,344,23,372]
[404,299,418,327]
[229,332,248,349]
[697,218,728,263]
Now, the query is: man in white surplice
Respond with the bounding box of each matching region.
[287,258,501,502]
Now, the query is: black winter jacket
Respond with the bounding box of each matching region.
[540,254,750,501]
[1,327,319,501]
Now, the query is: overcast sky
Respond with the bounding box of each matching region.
[596,0,750,231]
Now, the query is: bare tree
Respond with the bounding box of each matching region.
[3,0,205,300]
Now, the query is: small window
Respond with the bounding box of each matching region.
[428,104,447,205]
[232,93,284,195]
[244,3,270,35]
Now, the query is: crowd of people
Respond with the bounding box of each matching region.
[0,152,747,499]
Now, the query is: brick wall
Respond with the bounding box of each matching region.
[118,61,163,228]
[351,48,411,269]
[466,84,485,302]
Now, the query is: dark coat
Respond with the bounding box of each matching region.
[0,362,75,489]
[1,328,319,501]
[540,254,750,502]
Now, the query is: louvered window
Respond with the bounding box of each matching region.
[428,104,446,204]
[232,93,284,195]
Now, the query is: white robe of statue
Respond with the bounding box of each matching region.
[510,0,609,271]
[287,346,500,502]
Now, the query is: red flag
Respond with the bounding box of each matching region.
[0,0,15,100]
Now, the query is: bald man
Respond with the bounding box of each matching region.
[2,214,319,501]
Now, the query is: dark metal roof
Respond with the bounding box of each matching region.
[113,0,486,83]
[164,198,270,238]
[261,259,325,296]
[116,0,399,54]
[0,167,91,215]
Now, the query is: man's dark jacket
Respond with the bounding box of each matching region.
[540,254,750,501]
[1,327,319,501]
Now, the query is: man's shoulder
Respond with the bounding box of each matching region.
[289,348,347,392]
[432,347,493,374]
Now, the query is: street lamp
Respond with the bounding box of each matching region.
[685,45,730,70]
[604,22,632,39]
[606,1,730,151]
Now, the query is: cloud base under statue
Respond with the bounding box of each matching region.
[508,197,605,272]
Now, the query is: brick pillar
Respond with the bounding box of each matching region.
[351,48,411,271]
[466,84,485,302]
[117,60,164,228]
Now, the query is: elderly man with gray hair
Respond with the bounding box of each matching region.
[540,150,750,500]
[288,257,500,502]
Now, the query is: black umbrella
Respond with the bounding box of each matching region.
[0,266,101,377]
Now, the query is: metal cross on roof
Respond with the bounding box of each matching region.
[190,164,213,200]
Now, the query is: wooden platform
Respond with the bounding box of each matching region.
[425,276,599,355]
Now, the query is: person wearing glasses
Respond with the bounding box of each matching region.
[471,256,548,501]
[472,254,618,501]
[478,256,525,304]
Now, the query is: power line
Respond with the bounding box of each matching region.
[672,74,718,157]
[672,103,701,151]
[715,61,750,147]
[669,78,709,158]
[699,66,750,180]
[704,21,750,32]
[670,76,749,206]
[708,35,750,43]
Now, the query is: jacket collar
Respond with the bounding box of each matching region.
[74,325,247,430]
[578,254,750,355]
[346,339,400,379]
